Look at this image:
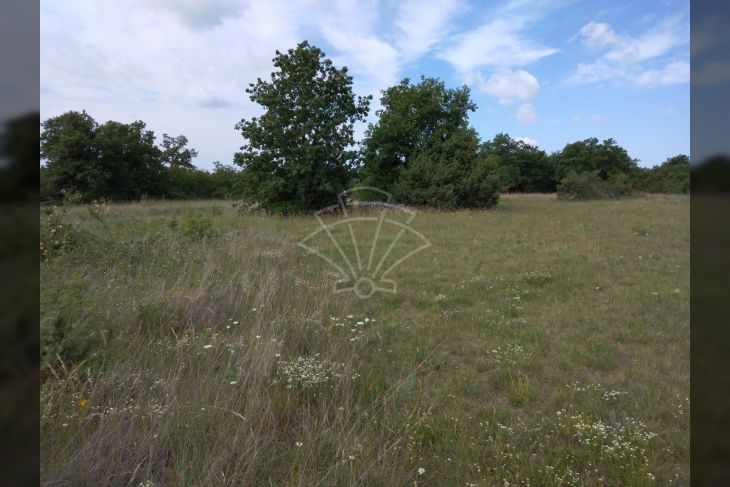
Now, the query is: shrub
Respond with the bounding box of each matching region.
[557,170,634,200]
[179,213,215,240]
[40,206,86,259]
[394,128,500,209]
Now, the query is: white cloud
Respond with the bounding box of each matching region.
[634,60,689,86]
[394,0,464,62]
[515,136,538,146]
[570,115,581,124]
[579,21,618,49]
[516,103,538,124]
[465,69,539,105]
[567,14,689,86]
[438,18,558,72]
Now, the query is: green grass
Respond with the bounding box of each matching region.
[40,194,689,486]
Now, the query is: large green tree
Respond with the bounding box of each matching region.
[41,111,164,201]
[234,41,370,213]
[553,137,638,181]
[93,120,163,200]
[360,77,477,192]
[40,110,99,200]
[481,133,556,192]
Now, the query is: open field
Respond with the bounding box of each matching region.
[40,194,689,486]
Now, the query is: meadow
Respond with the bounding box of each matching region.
[40,194,689,486]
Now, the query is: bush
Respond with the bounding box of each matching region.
[557,170,633,200]
[394,128,500,209]
[178,213,215,240]
[40,206,87,259]
[634,154,690,193]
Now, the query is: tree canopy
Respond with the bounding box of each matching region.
[234,41,370,213]
[161,134,198,169]
[360,77,476,192]
[481,133,556,192]
[39,110,240,202]
[552,137,638,181]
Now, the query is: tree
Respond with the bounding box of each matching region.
[481,133,556,192]
[360,77,477,192]
[234,41,370,213]
[634,154,690,193]
[41,111,166,201]
[93,120,164,200]
[40,110,99,200]
[553,137,638,181]
[393,127,499,209]
[160,134,198,169]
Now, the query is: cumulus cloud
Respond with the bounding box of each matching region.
[516,103,538,124]
[567,14,689,86]
[465,68,539,105]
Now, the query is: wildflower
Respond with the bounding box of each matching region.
[79,399,89,408]
[229,381,237,385]
[233,321,239,325]
[418,467,426,475]
[203,344,213,349]
[348,455,355,461]
[255,335,261,339]
[295,441,303,447]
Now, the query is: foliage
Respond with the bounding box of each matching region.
[557,170,634,200]
[234,41,370,213]
[178,213,215,240]
[553,138,639,181]
[40,206,86,260]
[40,111,241,202]
[41,112,164,201]
[160,133,198,169]
[360,77,476,192]
[93,120,165,200]
[40,110,100,201]
[481,133,557,192]
[393,127,499,208]
[634,154,690,193]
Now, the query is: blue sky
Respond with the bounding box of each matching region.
[40,0,689,169]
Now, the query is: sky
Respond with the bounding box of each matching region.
[40,0,690,170]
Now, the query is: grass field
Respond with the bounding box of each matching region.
[40,194,689,486]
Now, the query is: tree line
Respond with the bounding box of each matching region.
[39,112,240,202]
[40,41,690,210]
